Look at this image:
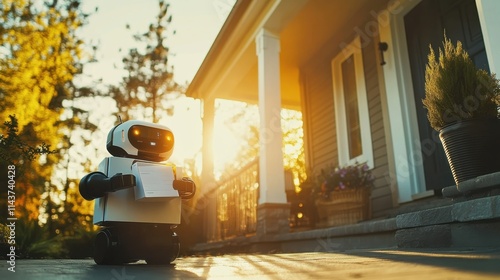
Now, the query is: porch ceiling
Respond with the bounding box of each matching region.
[185,0,384,110]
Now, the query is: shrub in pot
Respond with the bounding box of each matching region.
[423,35,500,185]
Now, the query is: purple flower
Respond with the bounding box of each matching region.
[362,163,369,171]
[318,162,374,197]
[339,168,347,178]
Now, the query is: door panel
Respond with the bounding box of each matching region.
[404,0,488,191]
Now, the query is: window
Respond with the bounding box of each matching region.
[332,36,373,167]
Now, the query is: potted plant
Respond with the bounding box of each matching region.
[315,162,374,227]
[422,35,500,185]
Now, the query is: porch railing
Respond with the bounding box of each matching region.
[215,159,259,240]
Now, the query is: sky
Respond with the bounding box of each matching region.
[75,0,239,175]
[79,0,235,85]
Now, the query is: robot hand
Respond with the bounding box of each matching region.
[173,177,196,199]
[79,172,136,201]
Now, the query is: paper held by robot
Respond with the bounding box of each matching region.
[132,161,180,201]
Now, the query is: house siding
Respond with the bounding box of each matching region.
[362,38,394,217]
[300,20,394,218]
[302,58,338,173]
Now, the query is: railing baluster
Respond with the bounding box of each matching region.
[214,159,259,241]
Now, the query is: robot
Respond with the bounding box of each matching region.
[79,120,196,265]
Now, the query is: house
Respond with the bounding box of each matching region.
[184,0,500,247]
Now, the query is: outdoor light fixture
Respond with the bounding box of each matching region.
[379,42,388,66]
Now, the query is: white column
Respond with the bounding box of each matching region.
[201,97,215,191]
[476,0,500,74]
[201,97,217,241]
[255,29,287,205]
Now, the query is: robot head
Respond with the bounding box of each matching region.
[106,120,174,162]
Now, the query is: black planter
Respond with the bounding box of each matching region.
[439,119,500,185]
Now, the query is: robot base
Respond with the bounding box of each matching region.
[93,222,180,265]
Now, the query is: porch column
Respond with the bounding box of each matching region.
[476,0,500,74]
[201,97,217,241]
[255,28,290,236]
[201,97,215,192]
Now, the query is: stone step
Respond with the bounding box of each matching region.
[395,195,500,248]
[442,171,500,198]
[190,194,500,254]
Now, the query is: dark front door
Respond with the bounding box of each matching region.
[404,0,488,191]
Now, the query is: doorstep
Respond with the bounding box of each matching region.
[395,194,500,248]
[442,171,500,198]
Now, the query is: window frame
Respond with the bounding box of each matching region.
[331,36,374,168]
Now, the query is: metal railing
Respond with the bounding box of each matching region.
[215,159,259,240]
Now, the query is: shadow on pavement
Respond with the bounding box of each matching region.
[343,248,500,274]
[0,259,203,279]
[83,261,202,279]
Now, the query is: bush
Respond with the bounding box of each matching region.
[423,35,500,131]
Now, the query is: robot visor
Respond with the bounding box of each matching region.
[128,125,174,154]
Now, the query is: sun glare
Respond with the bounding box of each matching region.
[213,119,243,178]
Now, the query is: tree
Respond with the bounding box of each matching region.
[217,101,306,187]
[1,0,84,130]
[0,115,55,218]
[0,116,54,164]
[111,0,181,123]
[0,0,97,234]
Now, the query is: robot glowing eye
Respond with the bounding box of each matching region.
[166,135,172,142]
[133,129,140,136]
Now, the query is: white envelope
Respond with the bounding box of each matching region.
[132,161,179,201]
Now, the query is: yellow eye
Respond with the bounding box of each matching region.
[166,134,172,142]
[133,129,140,136]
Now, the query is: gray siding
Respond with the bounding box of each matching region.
[362,38,394,217]
[302,57,338,173]
[300,21,394,218]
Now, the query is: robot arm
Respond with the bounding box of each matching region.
[173,178,196,199]
[79,172,136,201]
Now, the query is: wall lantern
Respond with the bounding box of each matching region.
[379,42,388,66]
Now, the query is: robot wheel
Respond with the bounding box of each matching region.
[94,228,121,265]
[93,224,180,265]
[145,240,180,265]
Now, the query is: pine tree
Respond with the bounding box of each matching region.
[111,0,181,123]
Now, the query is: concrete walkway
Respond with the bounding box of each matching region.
[2,248,500,279]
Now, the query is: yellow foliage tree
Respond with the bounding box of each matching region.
[0,0,88,223]
[217,100,306,186]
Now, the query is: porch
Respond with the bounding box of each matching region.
[190,170,500,254]
[184,0,500,255]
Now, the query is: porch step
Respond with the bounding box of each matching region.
[189,194,500,255]
[189,218,398,254]
[442,171,500,198]
[396,194,500,248]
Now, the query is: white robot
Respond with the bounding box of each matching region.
[79,120,195,265]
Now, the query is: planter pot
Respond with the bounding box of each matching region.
[315,188,371,227]
[439,119,500,185]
